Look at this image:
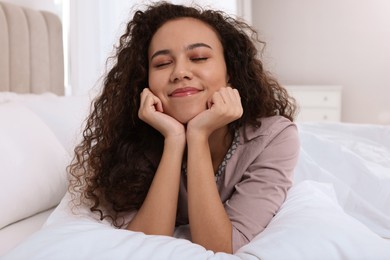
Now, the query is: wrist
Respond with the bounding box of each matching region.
[165,133,186,148]
[186,129,209,146]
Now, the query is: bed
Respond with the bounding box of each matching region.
[0,0,65,254]
[1,2,390,259]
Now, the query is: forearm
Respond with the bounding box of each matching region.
[127,136,185,236]
[186,135,233,253]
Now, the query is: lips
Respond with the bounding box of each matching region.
[170,87,201,97]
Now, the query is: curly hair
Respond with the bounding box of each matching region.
[68,2,296,227]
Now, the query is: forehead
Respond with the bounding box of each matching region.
[148,17,222,54]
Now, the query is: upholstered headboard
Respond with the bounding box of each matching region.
[0,1,64,95]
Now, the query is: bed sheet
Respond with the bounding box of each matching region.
[295,122,390,237]
[0,208,55,256]
[3,122,390,260]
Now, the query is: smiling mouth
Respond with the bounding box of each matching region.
[169,87,201,97]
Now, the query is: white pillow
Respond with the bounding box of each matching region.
[0,92,91,155]
[236,181,390,260]
[0,92,58,104]
[15,95,91,156]
[0,102,70,229]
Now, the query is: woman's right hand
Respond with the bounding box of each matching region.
[138,88,185,140]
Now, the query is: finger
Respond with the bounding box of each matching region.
[154,97,163,112]
[232,89,243,117]
[220,86,237,105]
[142,88,164,112]
[223,86,240,104]
[225,86,237,102]
[140,88,151,105]
[214,86,232,104]
[223,87,243,117]
[140,87,152,96]
[232,88,242,105]
[219,88,229,104]
[147,94,163,112]
[207,98,213,109]
[210,90,225,107]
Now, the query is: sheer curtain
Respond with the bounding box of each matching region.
[68,0,251,96]
[68,0,133,96]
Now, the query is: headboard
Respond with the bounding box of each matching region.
[0,1,64,95]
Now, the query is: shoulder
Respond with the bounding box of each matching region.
[230,116,300,169]
[239,115,298,144]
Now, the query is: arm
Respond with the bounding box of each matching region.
[186,87,242,253]
[127,136,184,235]
[226,122,300,252]
[127,88,185,236]
[186,133,233,252]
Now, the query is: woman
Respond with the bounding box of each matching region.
[69,2,300,254]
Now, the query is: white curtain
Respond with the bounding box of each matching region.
[68,0,133,96]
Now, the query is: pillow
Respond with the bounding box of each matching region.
[236,181,390,260]
[0,92,58,104]
[15,95,91,155]
[0,92,92,155]
[0,102,70,229]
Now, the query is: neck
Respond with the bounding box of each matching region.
[209,126,233,173]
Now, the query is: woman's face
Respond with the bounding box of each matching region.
[148,17,229,124]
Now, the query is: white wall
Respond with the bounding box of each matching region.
[252,0,390,124]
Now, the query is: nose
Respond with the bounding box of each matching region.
[169,59,193,82]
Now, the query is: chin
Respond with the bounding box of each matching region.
[172,111,202,125]
[175,115,194,124]
[167,104,207,124]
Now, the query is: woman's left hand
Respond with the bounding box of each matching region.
[187,86,243,138]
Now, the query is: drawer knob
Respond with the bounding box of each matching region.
[323,96,328,101]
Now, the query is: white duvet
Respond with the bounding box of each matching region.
[3,111,390,259]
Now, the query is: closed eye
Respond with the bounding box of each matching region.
[154,61,172,68]
[191,57,208,62]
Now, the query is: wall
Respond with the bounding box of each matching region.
[252,0,390,124]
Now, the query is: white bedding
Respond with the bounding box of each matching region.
[1,93,390,259]
[4,181,390,260]
[0,208,54,255]
[0,93,90,255]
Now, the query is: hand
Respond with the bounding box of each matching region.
[138,88,185,139]
[187,86,243,138]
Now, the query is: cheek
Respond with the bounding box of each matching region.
[204,60,228,85]
[148,72,161,93]
[148,69,170,91]
[148,77,168,104]
[148,69,156,88]
[203,69,228,89]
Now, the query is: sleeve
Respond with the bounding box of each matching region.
[225,124,300,253]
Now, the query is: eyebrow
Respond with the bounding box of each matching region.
[150,42,212,60]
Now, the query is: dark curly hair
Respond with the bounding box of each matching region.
[68,2,296,227]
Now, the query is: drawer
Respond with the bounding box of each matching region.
[289,90,341,108]
[296,108,341,122]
